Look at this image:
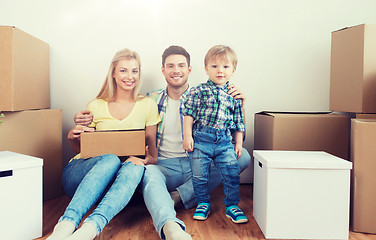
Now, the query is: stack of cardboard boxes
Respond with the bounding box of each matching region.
[254,23,376,234]
[0,26,63,201]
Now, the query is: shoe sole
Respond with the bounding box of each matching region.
[193,211,210,221]
[226,214,248,224]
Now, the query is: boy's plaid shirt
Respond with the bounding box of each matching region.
[182,80,245,132]
[146,87,190,146]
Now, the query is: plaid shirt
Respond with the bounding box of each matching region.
[183,80,245,132]
[146,87,190,146]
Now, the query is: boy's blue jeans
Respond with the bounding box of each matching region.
[61,154,145,234]
[189,124,240,207]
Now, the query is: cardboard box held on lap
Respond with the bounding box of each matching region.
[80,130,145,159]
[0,26,50,111]
[254,111,349,160]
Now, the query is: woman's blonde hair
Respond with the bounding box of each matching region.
[96,48,143,101]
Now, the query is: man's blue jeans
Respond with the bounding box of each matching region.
[61,154,145,234]
[141,146,250,239]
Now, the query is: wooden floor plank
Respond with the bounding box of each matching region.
[37,184,376,240]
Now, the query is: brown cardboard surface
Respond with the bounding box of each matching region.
[254,112,349,160]
[330,24,376,113]
[80,130,145,159]
[0,109,63,200]
[355,113,376,119]
[0,26,50,111]
[350,119,376,234]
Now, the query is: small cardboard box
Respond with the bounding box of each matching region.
[330,24,376,113]
[80,130,145,159]
[0,26,50,111]
[0,109,62,200]
[254,112,349,160]
[350,119,376,234]
[0,151,43,239]
[253,150,352,239]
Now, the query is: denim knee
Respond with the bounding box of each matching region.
[141,165,166,190]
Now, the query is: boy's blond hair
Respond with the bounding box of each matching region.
[204,45,238,68]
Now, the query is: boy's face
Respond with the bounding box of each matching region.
[162,54,191,89]
[205,57,236,86]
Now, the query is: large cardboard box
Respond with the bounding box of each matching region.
[253,150,352,240]
[350,119,376,233]
[0,26,50,111]
[80,130,145,159]
[254,112,349,160]
[0,109,62,200]
[330,24,376,113]
[0,151,43,240]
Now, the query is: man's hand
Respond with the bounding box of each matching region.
[74,110,93,126]
[227,84,246,102]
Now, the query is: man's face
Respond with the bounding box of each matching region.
[162,54,191,88]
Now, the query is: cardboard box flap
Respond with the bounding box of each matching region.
[253,150,352,170]
[257,111,334,118]
[332,24,365,33]
[0,151,43,171]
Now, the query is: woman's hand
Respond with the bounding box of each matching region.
[126,156,146,166]
[68,125,95,141]
[67,125,95,154]
[74,110,93,126]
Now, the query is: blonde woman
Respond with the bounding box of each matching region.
[47,48,160,240]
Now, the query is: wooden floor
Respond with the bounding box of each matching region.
[37,184,376,240]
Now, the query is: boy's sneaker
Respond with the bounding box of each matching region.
[225,205,248,223]
[193,203,210,220]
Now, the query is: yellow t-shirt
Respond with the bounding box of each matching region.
[72,96,161,160]
[87,97,161,130]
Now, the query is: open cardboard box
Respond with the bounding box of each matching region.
[80,129,145,159]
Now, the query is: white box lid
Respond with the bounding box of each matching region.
[253,150,352,170]
[0,151,43,171]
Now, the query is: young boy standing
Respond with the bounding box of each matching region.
[182,45,248,224]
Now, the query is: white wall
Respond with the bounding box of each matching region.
[1,0,376,182]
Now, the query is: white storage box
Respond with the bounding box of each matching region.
[253,150,352,239]
[0,151,43,240]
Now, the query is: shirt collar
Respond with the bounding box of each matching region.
[206,79,229,90]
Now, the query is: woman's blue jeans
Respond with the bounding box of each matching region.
[189,125,240,207]
[60,154,145,234]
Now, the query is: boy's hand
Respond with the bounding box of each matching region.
[235,143,243,159]
[183,136,194,152]
[74,110,93,126]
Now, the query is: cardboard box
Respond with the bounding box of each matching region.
[350,119,376,233]
[0,151,43,239]
[0,26,50,111]
[0,109,62,200]
[253,150,352,239]
[355,113,376,119]
[330,24,376,113]
[80,130,145,159]
[254,112,349,160]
